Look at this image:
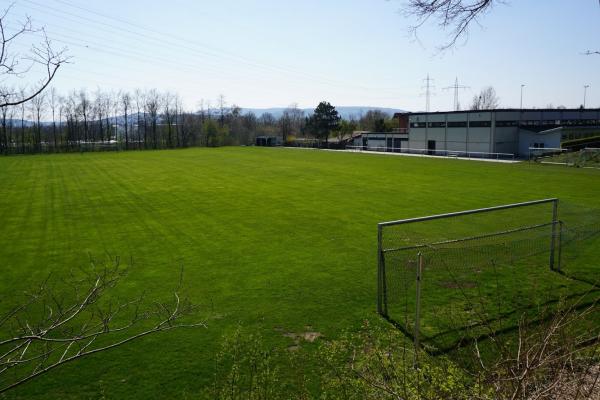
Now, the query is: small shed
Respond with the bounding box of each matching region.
[255,136,282,147]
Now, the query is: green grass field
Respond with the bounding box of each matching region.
[1,147,599,398]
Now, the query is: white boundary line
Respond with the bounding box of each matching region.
[309,148,521,163]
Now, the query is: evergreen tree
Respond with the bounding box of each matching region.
[308,101,340,144]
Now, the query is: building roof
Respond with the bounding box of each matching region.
[351,131,409,138]
[406,108,600,116]
[520,127,564,135]
[520,125,600,134]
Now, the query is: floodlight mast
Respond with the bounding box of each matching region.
[583,85,590,108]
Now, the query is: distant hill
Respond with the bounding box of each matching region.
[241,106,407,120]
[7,107,408,126]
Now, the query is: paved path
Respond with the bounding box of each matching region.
[286,147,521,164]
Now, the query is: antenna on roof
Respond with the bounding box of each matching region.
[443,77,470,111]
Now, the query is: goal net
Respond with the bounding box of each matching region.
[530,147,600,168]
[377,199,600,351]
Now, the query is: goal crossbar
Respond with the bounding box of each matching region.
[379,198,557,228]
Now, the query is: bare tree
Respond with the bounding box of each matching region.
[470,86,500,110]
[405,0,496,49]
[57,95,65,149]
[163,92,174,148]
[134,89,145,149]
[406,1,600,54]
[0,92,11,153]
[206,100,212,121]
[78,90,91,144]
[197,99,205,123]
[111,91,119,143]
[65,91,79,148]
[280,103,304,144]
[48,87,59,150]
[0,5,68,108]
[30,93,45,152]
[217,94,227,127]
[174,94,183,147]
[18,88,26,152]
[145,89,160,149]
[280,110,293,144]
[0,259,204,394]
[121,92,131,150]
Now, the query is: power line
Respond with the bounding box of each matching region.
[443,77,469,111]
[5,24,248,82]
[6,19,375,100]
[17,0,399,93]
[3,0,423,106]
[421,74,435,112]
[14,1,299,81]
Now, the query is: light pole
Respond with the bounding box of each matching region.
[520,84,525,109]
[583,85,590,108]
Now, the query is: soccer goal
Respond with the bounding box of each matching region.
[569,147,600,168]
[377,198,568,351]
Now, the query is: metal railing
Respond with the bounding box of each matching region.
[346,145,515,160]
[528,147,568,161]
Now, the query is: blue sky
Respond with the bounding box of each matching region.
[2,0,600,111]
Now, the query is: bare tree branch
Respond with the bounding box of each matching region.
[0,5,69,108]
[404,0,498,50]
[0,259,204,394]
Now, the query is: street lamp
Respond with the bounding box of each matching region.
[520,84,525,109]
[583,85,590,108]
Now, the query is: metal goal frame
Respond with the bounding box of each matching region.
[376,198,560,350]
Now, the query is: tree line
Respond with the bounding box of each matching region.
[0,90,400,155]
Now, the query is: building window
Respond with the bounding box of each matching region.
[447,121,467,128]
[496,120,518,127]
[410,122,426,128]
[428,122,446,128]
[560,119,597,127]
[469,121,492,128]
[521,120,541,126]
[542,120,559,126]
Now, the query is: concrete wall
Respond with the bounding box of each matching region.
[408,111,495,154]
[407,113,426,150]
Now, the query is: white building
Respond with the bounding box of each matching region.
[351,130,409,152]
[407,109,600,158]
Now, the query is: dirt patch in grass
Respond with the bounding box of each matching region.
[280,327,323,350]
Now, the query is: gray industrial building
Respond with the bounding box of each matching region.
[352,108,600,158]
[408,108,600,157]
